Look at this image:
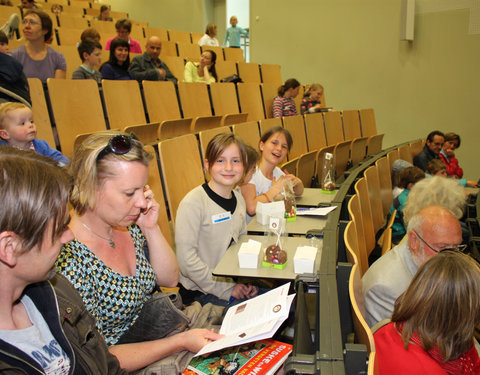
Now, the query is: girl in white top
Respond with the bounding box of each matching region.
[241,126,304,217]
[175,133,258,307]
[198,24,220,47]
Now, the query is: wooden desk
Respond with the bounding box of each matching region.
[212,235,322,280]
[247,214,328,235]
[295,188,337,207]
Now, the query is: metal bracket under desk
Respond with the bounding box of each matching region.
[286,275,345,374]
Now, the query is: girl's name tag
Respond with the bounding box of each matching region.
[212,212,232,224]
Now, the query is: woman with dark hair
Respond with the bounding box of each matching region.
[241,126,304,219]
[100,37,132,80]
[374,251,480,374]
[272,78,300,118]
[10,9,66,82]
[183,49,217,84]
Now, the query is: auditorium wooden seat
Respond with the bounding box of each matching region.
[209,82,240,115]
[123,123,160,144]
[56,27,83,45]
[110,10,128,19]
[366,134,384,156]
[27,78,56,148]
[191,32,203,45]
[260,83,278,119]
[200,45,224,61]
[397,144,413,164]
[158,119,193,140]
[386,148,399,171]
[158,134,205,223]
[177,43,200,61]
[349,263,375,354]
[168,29,191,44]
[348,195,369,275]
[142,81,182,123]
[215,60,238,81]
[375,157,393,217]
[56,45,81,78]
[146,144,174,246]
[364,165,385,234]
[350,137,368,167]
[57,14,88,29]
[237,62,261,83]
[237,83,265,121]
[342,110,362,140]
[296,151,317,188]
[281,157,298,176]
[159,41,178,58]
[323,111,345,145]
[260,64,282,86]
[409,139,423,158]
[334,140,352,179]
[344,220,359,267]
[232,121,260,148]
[224,47,244,62]
[282,115,308,159]
[145,27,169,41]
[61,5,86,15]
[222,113,248,126]
[354,178,377,264]
[47,78,107,157]
[304,113,327,152]
[259,118,281,136]
[191,116,223,133]
[177,82,212,118]
[359,108,377,137]
[160,56,185,82]
[89,19,116,34]
[102,80,146,129]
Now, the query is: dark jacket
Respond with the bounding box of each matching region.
[0,52,31,104]
[413,144,439,171]
[0,274,127,375]
[130,52,178,84]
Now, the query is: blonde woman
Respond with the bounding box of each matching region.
[198,24,219,47]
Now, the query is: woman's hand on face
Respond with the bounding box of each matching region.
[136,185,160,231]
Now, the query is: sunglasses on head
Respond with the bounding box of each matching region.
[96,134,138,161]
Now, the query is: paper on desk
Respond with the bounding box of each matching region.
[195,283,295,356]
[296,206,336,216]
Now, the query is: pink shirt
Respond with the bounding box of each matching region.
[105,36,142,54]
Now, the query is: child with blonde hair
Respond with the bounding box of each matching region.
[0,102,69,165]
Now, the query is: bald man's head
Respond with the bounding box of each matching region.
[407,205,462,266]
[145,36,162,60]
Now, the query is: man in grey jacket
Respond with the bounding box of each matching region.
[362,205,463,327]
[130,36,178,83]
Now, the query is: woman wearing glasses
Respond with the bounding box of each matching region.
[56,131,221,373]
[374,251,480,374]
[10,9,66,81]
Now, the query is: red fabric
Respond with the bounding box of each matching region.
[439,152,463,178]
[374,323,480,375]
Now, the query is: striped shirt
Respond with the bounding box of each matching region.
[272,96,298,118]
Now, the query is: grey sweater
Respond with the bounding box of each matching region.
[175,186,246,300]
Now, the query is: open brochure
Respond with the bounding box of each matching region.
[195,283,295,356]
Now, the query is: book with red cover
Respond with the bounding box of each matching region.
[183,339,292,375]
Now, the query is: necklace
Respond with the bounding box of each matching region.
[80,221,115,248]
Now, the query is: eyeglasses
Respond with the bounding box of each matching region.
[413,230,467,253]
[96,134,135,161]
[21,19,40,26]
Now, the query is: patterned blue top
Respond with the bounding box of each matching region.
[56,225,157,346]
